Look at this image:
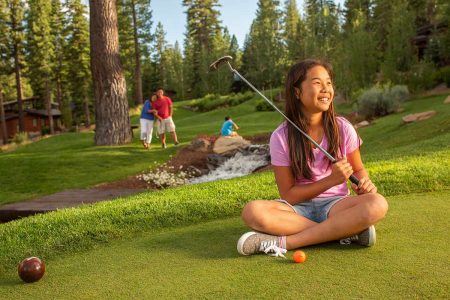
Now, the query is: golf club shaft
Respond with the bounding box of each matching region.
[226,62,360,186]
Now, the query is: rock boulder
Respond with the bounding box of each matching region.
[402,111,437,123]
[213,135,251,154]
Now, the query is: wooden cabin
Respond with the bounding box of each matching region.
[1,97,62,141]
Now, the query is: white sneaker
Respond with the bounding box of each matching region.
[237,231,286,257]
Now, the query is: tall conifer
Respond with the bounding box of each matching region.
[27,0,55,133]
[66,0,91,127]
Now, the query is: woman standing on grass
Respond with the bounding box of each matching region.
[237,59,388,257]
[140,94,158,149]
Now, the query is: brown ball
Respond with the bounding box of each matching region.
[18,257,45,283]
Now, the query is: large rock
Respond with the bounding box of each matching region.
[402,111,437,123]
[213,135,251,154]
[444,95,450,104]
[186,138,211,152]
[354,120,370,129]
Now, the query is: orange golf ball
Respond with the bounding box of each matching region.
[293,250,306,263]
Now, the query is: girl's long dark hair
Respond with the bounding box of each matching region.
[285,59,340,180]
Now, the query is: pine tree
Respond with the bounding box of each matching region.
[134,0,152,104]
[89,0,132,145]
[229,34,240,66]
[4,0,26,131]
[283,0,305,64]
[152,22,168,90]
[408,0,437,28]
[211,27,233,94]
[163,41,186,100]
[432,0,450,65]
[117,0,135,102]
[303,0,340,60]
[372,0,392,54]
[342,0,372,34]
[241,0,285,89]
[27,0,55,134]
[183,0,223,97]
[381,0,417,83]
[334,7,378,99]
[0,0,9,141]
[117,0,152,105]
[50,0,70,127]
[66,0,91,127]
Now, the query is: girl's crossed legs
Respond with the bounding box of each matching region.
[241,193,388,251]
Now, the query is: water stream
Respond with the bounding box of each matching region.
[189,145,269,184]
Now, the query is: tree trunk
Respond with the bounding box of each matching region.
[84,95,91,127]
[131,0,143,105]
[89,0,131,145]
[0,91,7,143]
[45,79,55,135]
[56,78,62,109]
[55,78,64,128]
[11,10,25,132]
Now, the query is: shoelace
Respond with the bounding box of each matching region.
[340,234,358,245]
[259,240,287,258]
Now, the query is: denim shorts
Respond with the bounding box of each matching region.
[276,196,346,223]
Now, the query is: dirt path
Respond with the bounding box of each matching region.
[0,188,146,222]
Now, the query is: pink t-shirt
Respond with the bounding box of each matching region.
[270,116,362,198]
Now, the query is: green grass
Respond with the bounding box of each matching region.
[0,92,449,298]
[0,94,283,205]
[0,191,449,299]
[0,133,179,204]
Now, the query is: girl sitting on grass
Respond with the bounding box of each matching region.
[237,59,388,257]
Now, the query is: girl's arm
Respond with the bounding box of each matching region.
[346,148,377,194]
[233,122,239,130]
[273,160,352,205]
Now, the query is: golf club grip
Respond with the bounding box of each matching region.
[349,175,359,185]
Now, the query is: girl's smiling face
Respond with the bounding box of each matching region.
[295,65,334,115]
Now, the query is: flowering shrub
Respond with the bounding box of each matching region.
[137,164,195,188]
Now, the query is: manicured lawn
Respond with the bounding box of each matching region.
[0,95,282,205]
[0,92,448,298]
[0,191,448,298]
[0,133,179,204]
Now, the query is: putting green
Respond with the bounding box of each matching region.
[1,191,449,299]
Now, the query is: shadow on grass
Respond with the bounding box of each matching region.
[0,277,24,287]
[137,218,367,261]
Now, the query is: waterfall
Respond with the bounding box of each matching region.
[189,145,269,184]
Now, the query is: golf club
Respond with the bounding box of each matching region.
[209,55,360,186]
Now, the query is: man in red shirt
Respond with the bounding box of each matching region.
[152,88,179,148]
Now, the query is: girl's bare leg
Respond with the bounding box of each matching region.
[242,193,388,250]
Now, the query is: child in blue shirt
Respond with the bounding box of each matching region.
[220,116,239,137]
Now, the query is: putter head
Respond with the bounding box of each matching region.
[209,55,233,71]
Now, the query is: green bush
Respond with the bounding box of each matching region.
[12,132,29,144]
[185,92,254,112]
[357,85,409,120]
[408,61,437,92]
[436,66,450,87]
[386,85,410,102]
[256,100,275,111]
[357,87,383,119]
